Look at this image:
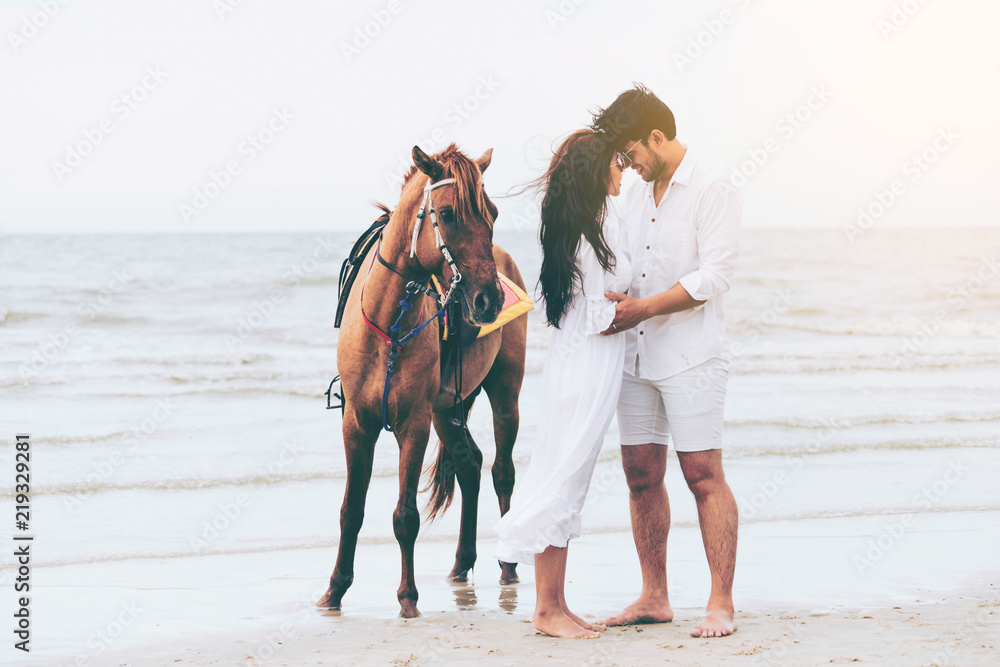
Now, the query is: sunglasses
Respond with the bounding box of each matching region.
[616,142,641,169]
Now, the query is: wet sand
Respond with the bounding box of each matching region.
[112,589,999,666]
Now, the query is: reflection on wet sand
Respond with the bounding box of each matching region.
[499,584,519,614]
[448,581,519,614]
[451,583,478,610]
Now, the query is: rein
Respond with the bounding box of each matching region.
[359,177,465,432]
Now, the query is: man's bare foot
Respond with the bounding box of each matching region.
[600,596,674,627]
[564,607,606,632]
[691,608,736,638]
[533,609,601,639]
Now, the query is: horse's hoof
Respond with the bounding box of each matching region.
[316,600,342,611]
[399,603,422,619]
[448,570,471,583]
[499,561,519,585]
[316,590,342,610]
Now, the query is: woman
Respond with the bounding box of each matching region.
[495,129,631,639]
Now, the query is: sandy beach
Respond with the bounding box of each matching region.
[104,587,999,666]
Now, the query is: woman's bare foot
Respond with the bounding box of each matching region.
[600,595,674,627]
[533,608,601,639]
[690,608,736,638]
[563,607,606,632]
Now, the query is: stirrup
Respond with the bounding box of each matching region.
[325,376,344,413]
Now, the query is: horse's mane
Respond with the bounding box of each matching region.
[385,144,493,226]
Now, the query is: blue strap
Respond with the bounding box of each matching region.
[380,282,451,432]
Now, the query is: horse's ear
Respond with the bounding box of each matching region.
[475,148,493,173]
[412,146,444,181]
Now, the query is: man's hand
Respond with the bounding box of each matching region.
[600,291,647,336]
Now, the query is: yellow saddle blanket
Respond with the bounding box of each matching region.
[431,272,534,339]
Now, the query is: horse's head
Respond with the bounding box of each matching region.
[403,144,503,327]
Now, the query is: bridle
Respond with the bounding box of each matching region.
[411,177,463,304]
[358,175,472,432]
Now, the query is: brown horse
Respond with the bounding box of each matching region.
[318,144,526,618]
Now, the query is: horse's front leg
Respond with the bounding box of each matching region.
[318,409,378,610]
[393,419,433,618]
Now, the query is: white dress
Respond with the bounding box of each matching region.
[495,212,631,565]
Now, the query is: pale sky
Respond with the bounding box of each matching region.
[1,0,998,233]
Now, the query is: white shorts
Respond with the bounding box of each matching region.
[617,357,729,452]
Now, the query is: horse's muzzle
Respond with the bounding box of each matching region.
[466,281,503,326]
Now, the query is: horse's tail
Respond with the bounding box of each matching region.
[422,440,456,522]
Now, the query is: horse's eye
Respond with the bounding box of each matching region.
[439,208,456,225]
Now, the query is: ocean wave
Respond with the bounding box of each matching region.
[588,504,1000,530]
[10,435,996,500]
[719,436,1000,459]
[7,505,998,571]
[115,351,277,367]
[14,469,346,498]
[0,309,50,325]
[727,411,1000,429]
[760,317,1000,339]
[734,355,1000,373]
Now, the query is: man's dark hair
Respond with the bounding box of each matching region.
[590,83,676,150]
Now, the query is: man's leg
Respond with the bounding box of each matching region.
[601,443,674,626]
[677,449,738,637]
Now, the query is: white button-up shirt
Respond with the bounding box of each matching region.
[619,149,742,380]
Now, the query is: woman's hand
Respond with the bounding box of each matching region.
[600,292,647,335]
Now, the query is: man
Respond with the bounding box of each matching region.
[591,84,742,638]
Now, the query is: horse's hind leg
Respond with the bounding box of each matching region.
[482,340,525,585]
[432,392,484,582]
[317,411,378,610]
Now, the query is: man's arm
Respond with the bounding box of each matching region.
[599,283,702,335]
[601,181,742,335]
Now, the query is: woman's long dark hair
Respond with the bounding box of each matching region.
[538,129,617,328]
